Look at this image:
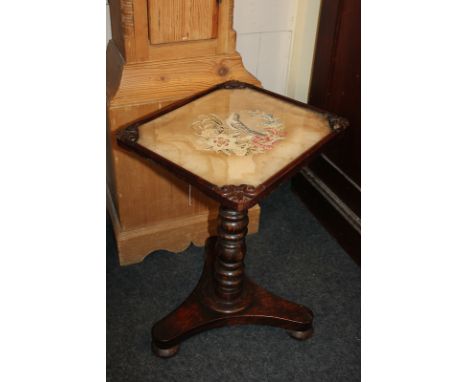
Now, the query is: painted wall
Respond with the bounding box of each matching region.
[234,0,321,101]
[106,0,321,101]
[287,0,322,102]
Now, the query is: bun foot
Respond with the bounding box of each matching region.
[287,328,314,340]
[151,341,180,358]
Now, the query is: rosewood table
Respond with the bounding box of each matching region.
[116,81,348,358]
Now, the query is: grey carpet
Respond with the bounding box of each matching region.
[107,181,360,381]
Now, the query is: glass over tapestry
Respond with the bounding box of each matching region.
[137,88,332,187]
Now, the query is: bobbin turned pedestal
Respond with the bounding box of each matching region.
[116,80,348,358]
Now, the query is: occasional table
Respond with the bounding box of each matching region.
[116,81,348,358]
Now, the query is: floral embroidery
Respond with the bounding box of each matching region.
[191,110,286,156]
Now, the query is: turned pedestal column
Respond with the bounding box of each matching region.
[211,207,249,311]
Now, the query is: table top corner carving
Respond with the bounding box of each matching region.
[327,113,350,132]
[118,124,140,143]
[220,80,248,89]
[212,184,265,208]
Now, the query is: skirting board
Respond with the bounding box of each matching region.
[107,185,260,266]
[292,166,361,265]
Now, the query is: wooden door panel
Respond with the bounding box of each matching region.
[292,0,361,264]
[148,0,218,44]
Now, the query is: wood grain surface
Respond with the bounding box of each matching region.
[148,0,218,44]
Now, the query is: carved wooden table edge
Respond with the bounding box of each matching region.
[115,80,349,358]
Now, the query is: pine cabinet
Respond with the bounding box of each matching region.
[107,0,261,265]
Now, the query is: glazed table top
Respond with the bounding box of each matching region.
[117,81,347,210]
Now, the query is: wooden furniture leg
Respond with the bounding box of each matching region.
[151,207,314,358]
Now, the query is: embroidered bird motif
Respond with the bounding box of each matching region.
[226,112,267,136]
